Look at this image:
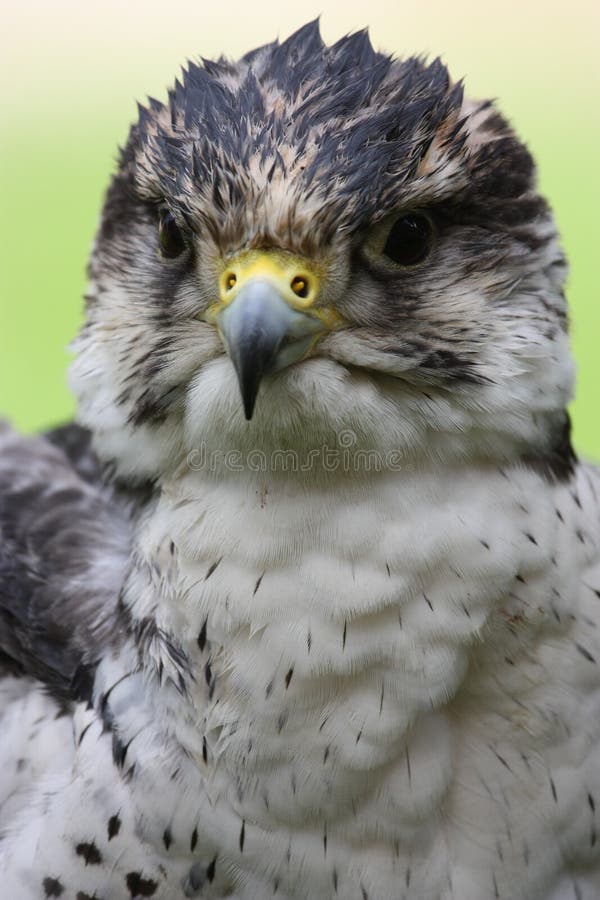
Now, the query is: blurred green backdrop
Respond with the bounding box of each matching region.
[1,0,599,455]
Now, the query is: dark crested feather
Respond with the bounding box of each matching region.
[103,17,549,277]
[127,21,467,244]
[0,422,139,703]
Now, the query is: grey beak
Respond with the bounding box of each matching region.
[217,280,323,420]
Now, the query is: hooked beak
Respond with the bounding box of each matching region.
[217,280,324,419]
[205,252,345,420]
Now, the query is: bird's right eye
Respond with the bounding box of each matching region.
[158,210,186,259]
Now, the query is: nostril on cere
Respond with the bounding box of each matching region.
[291,276,310,298]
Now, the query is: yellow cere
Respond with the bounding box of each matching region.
[220,251,320,309]
[204,250,347,332]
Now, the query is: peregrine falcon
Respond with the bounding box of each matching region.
[1,19,599,900]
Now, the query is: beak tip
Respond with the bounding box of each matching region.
[239,373,260,421]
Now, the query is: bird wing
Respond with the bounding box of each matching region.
[0,421,140,704]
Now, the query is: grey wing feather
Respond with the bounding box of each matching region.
[0,421,141,703]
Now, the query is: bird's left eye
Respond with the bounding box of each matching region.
[158,210,186,259]
[365,212,434,270]
[381,213,433,267]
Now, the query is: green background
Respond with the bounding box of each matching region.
[1,1,598,456]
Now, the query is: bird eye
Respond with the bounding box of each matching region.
[158,210,186,259]
[380,213,434,267]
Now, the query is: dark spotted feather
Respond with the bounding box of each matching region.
[0,422,140,703]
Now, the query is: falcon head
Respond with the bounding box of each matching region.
[71,20,574,480]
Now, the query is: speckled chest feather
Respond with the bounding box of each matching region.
[3,461,600,900]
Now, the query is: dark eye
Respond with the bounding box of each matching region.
[381,213,434,267]
[158,209,186,258]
